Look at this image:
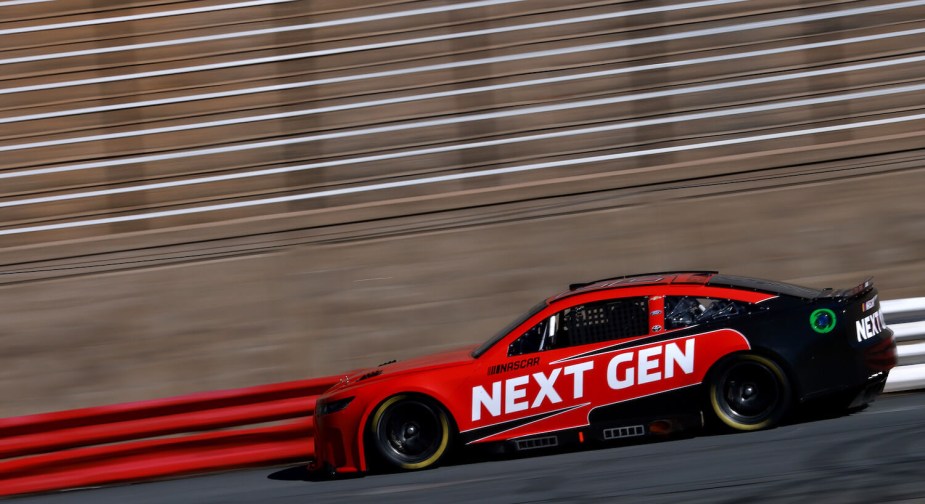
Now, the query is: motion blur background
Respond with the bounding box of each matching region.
[1,0,923,417]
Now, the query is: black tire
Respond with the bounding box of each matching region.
[708,354,792,431]
[369,394,452,471]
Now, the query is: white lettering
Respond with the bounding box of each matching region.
[856,309,887,341]
[564,361,594,398]
[472,339,700,423]
[664,339,695,378]
[531,369,563,408]
[637,346,662,384]
[607,352,635,390]
[472,381,501,421]
[505,375,529,414]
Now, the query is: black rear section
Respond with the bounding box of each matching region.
[834,280,896,375]
[744,278,895,406]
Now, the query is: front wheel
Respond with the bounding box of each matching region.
[370,395,452,471]
[709,354,791,431]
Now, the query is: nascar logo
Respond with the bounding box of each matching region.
[487,357,540,376]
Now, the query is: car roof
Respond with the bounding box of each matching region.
[706,274,823,299]
[550,271,825,303]
[549,271,717,302]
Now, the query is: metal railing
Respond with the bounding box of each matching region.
[884,297,925,392]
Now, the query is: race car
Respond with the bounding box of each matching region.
[311,271,896,475]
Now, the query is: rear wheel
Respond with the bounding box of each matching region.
[709,354,791,431]
[370,395,452,471]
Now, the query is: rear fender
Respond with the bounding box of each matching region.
[704,349,800,401]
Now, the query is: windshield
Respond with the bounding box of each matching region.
[471,300,548,358]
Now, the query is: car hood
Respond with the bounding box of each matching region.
[328,344,478,392]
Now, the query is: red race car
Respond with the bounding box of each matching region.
[311,271,895,475]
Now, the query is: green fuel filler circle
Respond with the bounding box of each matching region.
[810,308,837,334]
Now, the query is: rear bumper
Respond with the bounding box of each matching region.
[847,372,889,409]
[800,327,896,403]
[862,328,897,372]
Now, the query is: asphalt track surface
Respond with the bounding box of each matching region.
[14,392,925,504]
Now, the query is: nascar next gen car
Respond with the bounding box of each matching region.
[312,272,896,474]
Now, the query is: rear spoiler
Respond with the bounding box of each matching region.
[817,277,875,299]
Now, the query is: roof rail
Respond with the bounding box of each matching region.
[568,271,718,291]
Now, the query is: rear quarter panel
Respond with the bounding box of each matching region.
[734,292,888,401]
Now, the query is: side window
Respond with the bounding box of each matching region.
[507,315,553,357]
[509,297,648,356]
[664,296,748,330]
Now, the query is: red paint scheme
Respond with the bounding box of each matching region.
[313,273,782,474]
[463,329,750,443]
